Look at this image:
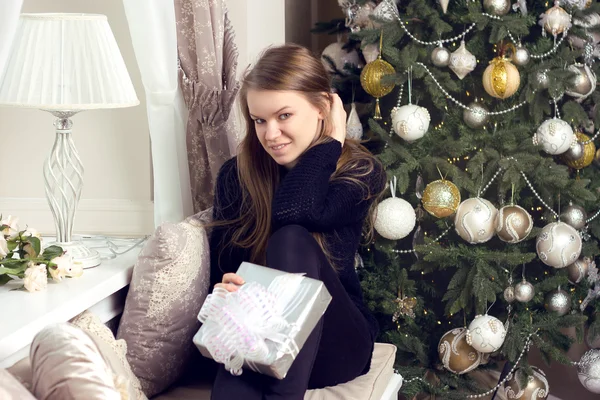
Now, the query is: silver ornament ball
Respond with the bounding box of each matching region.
[577,349,600,394]
[463,102,490,129]
[536,222,582,268]
[483,0,512,16]
[515,279,535,302]
[561,203,587,230]
[504,286,516,303]
[567,257,590,284]
[512,44,531,66]
[431,45,451,67]
[535,70,550,89]
[563,142,585,162]
[544,288,572,316]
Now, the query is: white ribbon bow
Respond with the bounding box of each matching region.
[197,273,307,376]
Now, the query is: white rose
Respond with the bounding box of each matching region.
[23,227,41,238]
[24,263,48,292]
[0,215,20,238]
[49,264,67,282]
[68,262,84,278]
[0,235,8,258]
[51,254,82,278]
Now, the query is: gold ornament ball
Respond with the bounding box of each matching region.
[438,328,483,375]
[563,131,596,170]
[422,179,461,218]
[495,205,534,243]
[482,57,521,99]
[503,367,549,399]
[360,58,396,98]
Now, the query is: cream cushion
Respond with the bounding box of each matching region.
[117,210,211,397]
[71,310,147,400]
[30,323,123,400]
[0,368,36,399]
[153,342,396,400]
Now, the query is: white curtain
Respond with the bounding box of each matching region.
[122,0,193,226]
[0,1,23,79]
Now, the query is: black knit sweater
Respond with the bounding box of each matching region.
[209,140,386,340]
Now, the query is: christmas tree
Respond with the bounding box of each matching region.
[315,0,600,398]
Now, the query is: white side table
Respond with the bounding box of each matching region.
[0,247,141,368]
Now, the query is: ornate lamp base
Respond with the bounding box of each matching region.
[44,110,101,269]
[48,241,102,269]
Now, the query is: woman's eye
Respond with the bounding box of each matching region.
[279,113,291,120]
[254,118,265,124]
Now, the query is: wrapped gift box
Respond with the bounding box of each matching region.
[193,262,332,379]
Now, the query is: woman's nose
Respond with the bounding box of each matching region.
[264,122,280,141]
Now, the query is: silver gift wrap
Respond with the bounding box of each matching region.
[193,262,332,379]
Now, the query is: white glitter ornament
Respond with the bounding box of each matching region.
[449,41,477,80]
[533,118,575,155]
[391,104,431,142]
[536,222,582,268]
[321,39,363,75]
[454,198,498,244]
[346,103,363,140]
[374,177,416,240]
[578,349,600,394]
[466,314,507,353]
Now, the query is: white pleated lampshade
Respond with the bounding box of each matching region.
[0,13,139,110]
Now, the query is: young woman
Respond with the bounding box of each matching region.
[209,43,387,400]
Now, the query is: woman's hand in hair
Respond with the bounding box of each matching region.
[214,273,245,292]
[329,93,346,147]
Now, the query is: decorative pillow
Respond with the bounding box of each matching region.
[71,310,146,400]
[6,356,33,392]
[0,369,36,399]
[117,213,211,397]
[30,323,124,400]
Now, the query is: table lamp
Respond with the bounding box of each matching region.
[0,14,139,268]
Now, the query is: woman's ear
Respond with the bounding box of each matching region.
[318,92,332,120]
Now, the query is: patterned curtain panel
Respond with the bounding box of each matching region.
[175,0,240,212]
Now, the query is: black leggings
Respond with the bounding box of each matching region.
[210,225,373,400]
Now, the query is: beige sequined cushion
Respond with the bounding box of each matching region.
[30,323,124,400]
[71,310,146,400]
[0,369,36,400]
[117,213,211,397]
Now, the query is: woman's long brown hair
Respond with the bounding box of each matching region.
[216,43,385,268]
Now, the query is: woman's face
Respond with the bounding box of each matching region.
[247,89,324,169]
